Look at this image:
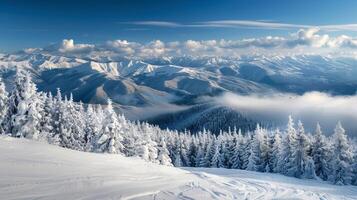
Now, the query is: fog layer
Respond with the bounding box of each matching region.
[213,92,357,136]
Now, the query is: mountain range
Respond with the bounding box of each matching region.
[1,52,357,133]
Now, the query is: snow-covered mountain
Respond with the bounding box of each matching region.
[2,52,357,132]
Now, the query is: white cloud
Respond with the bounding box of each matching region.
[212,92,357,136]
[139,40,166,57]
[44,39,95,54]
[35,28,357,58]
[286,28,330,48]
[59,39,94,53]
[106,40,138,55]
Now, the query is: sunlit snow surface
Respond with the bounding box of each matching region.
[0,136,356,200]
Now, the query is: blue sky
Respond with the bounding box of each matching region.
[2,0,357,52]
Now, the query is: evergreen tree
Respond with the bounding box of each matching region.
[210,136,223,168]
[288,120,310,178]
[83,104,98,151]
[50,88,63,145]
[230,131,244,169]
[58,95,86,150]
[219,132,233,168]
[7,70,43,139]
[180,136,190,166]
[311,123,331,181]
[40,93,55,142]
[278,115,297,175]
[122,126,137,157]
[304,157,317,179]
[95,99,124,154]
[157,137,172,166]
[271,129,282,173]
[330,122,353,185]
[173,138,183,167]
[247,125,267,172]
[200,136,214,167]
[187,138,198,167]
[352,150,357,185]
[195,132,206,167]
[134,123,158,162]
[0,78,8,134]
[240,132,251,170]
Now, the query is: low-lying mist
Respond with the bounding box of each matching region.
[211,92,357,137]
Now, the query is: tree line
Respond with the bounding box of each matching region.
[0,69,356,185]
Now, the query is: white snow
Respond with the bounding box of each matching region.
[0,136,356,200]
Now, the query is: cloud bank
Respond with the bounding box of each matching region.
[212,92,357,136]
[25,28,357,58]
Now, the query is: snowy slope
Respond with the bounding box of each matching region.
[1,136,356,200]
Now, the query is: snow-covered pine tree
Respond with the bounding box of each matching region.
[165,129,177,163]
[220,132,232,168]
[260,128,269,172]
[330,122,354,185]
[270,129,282,173]
[0,78,8,134]
[180,135,190,166]
[76,101,88,146]
[173,138,183,167]
[50,88,63,145]
[58,96,71,148]
[90,104,105,151]
[134,122,158,162]
[83,104,97,151]
[120,116,138,157]
[224,130,236,168]
[143,123,159,163]
[265,130,277,173]
[230,131,243,169]
[304,157,317,179]
[240,131,251,170]
[157,137,173,166]
[287,120,310,178]
[195,131,207,167]
[246,147,257,171]
[278,115,297,175]
[246,124,267,172]
[352,150,357,185]
[187,136,198,167]
[210,135,223,168]
[199,135,214,167]
[311,123,332,181]
[8,70,43,139]
[95,99,124,154]
[58,94,86,150]
[39,92,54,142]
[122,124,137,157]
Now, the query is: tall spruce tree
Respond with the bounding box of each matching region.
[278,115,297,175]
[0,78,8,134]
[311,123,331,181]
[288,120,310,178]
[330,122,353,185]
[8,70,43,139]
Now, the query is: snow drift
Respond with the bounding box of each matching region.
[0,136,356,200]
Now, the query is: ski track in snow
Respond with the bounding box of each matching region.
[0,136,356,200]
